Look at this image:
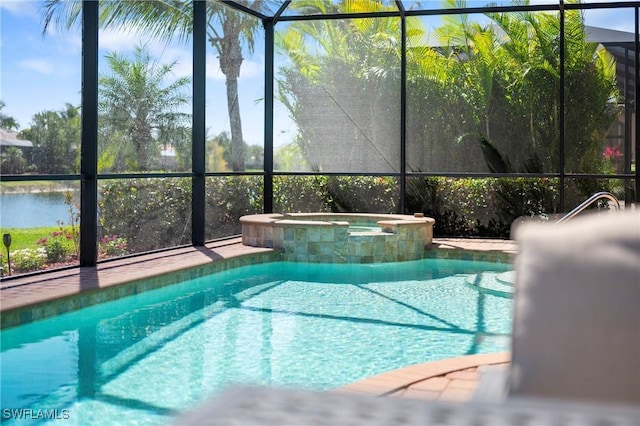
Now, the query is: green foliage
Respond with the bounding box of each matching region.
[99,235,129,258]
[0,225,77,274]
[326,176,399,213]
[273,175,399,214]
[42,0,266,173]
[406,176,558,238]
[0,100,20,130]
[205,176,263,239]
[276,2,621,176]
[0,191,79,272]
[37,231,71,263]
[99,178,192,253]
[276,2,401,172]
[98,44,191,172]
[97,176,400,250]
[275,143,308,172]
[0,147,28,174]
[207,131,264,172]
[273,175,331,213]
[99,177,263,251]
[20,104,80,174]
[0,226,68,252]
[61,191,80,258]
[493,177,558,227]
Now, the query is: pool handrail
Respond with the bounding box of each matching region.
[556,192,621,224]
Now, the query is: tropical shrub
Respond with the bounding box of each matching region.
[205,176,263,239]
[276,1,621,176]
[326,176,399,213]
[99,235,129,258]
[58,191,80,259]
[406,176,559,238]
[273,175,399,213]
[0,147,29,174]
[38,231,71,263]
[99,178,192,253]
[273,175,331,213]
[34,194,80,264]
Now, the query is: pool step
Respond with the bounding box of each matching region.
[464,272,515,298]
[495,270,516,286]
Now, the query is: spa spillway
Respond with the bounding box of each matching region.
[240,213,435,263]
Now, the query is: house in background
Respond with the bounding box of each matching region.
[587,25,636,176]
[0,128,32,150]
[0,128,33,174]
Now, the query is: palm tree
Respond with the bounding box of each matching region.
[275,0,408,172]
[0,147,28,174]
[417,0,619,173]
[41,0,266,171]
[99,44,190,171]
[0,101,20,131]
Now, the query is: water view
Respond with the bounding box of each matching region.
[0,193,70,228]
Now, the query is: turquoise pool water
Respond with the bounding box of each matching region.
[1,259,512,425]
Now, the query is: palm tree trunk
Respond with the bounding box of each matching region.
[219,15,246,172]
[226,76,245,171]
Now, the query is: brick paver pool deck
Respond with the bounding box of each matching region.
[0,237,517,403]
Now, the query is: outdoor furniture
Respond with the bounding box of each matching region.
[174,385,639,426]
[500,209,640,405]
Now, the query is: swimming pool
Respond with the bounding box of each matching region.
[1,258,512,425]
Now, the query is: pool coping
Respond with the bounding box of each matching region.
[0,237,517,329]
[335,352,511,402]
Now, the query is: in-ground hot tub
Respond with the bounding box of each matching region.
[240,213,435,263]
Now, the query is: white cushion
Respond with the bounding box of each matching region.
[509,210,640,404]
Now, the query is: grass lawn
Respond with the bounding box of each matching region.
[0,226,75,252]
[1,226,78,273]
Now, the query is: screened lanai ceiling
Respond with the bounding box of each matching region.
[222,0,568,19]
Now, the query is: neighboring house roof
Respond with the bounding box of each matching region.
[585,25,634,45]
[0,129,33,148]
[585,25,636,99]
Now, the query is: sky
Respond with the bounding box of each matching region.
[0,1,636,148]
[0,0,289,147]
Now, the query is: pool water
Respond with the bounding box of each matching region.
[0,259,513,425]
[347,223,382,233]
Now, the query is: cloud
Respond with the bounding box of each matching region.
[99,28,148,52]
[18,58,56,75]
[0,1,39,17]
[240,56,264,80]
[52,32,82,55]
[163,48,193,80]
[206,53,225,80]
[205,53,264,81]
[17,56,79,79]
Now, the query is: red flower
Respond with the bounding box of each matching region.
[603,146,622,160]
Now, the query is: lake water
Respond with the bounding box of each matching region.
[0,193,71,228]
